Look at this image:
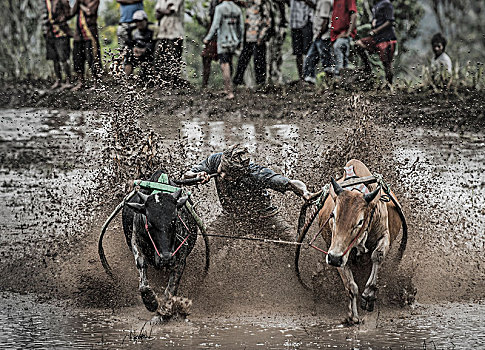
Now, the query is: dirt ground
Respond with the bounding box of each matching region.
[0,80,484,339]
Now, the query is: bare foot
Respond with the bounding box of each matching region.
[50,80,61,90]
[226,93,235,100]
[71,82,83,91]
[60,82,72,90]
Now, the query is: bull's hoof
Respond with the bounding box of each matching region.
[140,286,159,312]
[157,296,192,321]
[360,295,376,312]
[342,315,361,326]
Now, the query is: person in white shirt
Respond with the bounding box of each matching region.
[431,33,452,74]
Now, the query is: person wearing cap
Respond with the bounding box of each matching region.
[183,145,316,237]
[124,9,154,77]
[116,0,144,54]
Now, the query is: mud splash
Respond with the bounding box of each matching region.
[0,85,484,348]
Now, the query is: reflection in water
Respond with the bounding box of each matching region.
[180,119,300,176]
[0,293,483,349]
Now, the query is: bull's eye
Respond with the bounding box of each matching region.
[357,219,364,226]
[329,211,335,219]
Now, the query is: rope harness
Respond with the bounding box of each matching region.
[303,173,391,256]
[139,174,196,259]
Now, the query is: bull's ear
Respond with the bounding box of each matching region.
[126,202,146,214]
[137,192,149,203]
[177,195,189,209]
[331,177,344,196]
[171,188,183,200]
[364,186,380,204]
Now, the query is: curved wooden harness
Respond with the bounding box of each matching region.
[294,174,408,289]
[98,173,210,279]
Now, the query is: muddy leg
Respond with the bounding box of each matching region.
[337,265,360,325]
[158,259,191,319]
[165,258,187,297]
[361,234,390,312]
[131,235,159,312]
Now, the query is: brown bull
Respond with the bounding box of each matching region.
[318,159,406,325]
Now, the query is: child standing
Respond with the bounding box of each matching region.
[431,33,452,74]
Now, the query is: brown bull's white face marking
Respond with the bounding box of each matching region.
[327,191,369,267]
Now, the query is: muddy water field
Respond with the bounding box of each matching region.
[0,83,484,349]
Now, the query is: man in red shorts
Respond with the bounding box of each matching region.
[355,0,397,85]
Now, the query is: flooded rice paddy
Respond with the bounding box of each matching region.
[0,108,483,349]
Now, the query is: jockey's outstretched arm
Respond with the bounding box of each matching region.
[183,170,212,184]
[288,179,321,201]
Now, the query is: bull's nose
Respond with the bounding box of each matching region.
[327,253,343,267]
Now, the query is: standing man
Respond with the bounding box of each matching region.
[290,0,315,80]
[355,0,397,85]
[43,0,73,90]
[155,0,185,81]
[71,0,101,90]
[233,0,272,87]
[330,0,357,75]
[116,0,144,55]
[204,0,244,99]
[303,0,333,84]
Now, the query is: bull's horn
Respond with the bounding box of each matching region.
[171,188,183,199]
[364,186,381,204]
[137,192,149,203]
[331,177,344,196]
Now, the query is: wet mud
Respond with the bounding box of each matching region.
[0,83,484,348]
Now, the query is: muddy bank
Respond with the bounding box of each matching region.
[1,80,484,132]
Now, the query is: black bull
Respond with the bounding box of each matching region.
[99,169,209,315]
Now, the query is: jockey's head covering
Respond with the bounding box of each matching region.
[221,144,250,173]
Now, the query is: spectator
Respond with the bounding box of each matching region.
[155,0,185,81]
[303,0,333,84]
[233,0,272,87]
[431,33,452,74]
[116,0,144,55]
[44,0,73,90]
[204,0,244,99]
[290,0,315,79]
[71,0,101,90]
[330,0,357,75]
[124,10,154,77]
[267,0,288,85]
[201,0,221,89]
[355,0,397,85]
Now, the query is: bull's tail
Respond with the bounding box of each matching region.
[98,189,137,279]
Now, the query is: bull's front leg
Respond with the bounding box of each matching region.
[165,258,187,297]
[337,265,360,325]
[132,235,159,312]
[361,233,390,312]
[158,258,192,319]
